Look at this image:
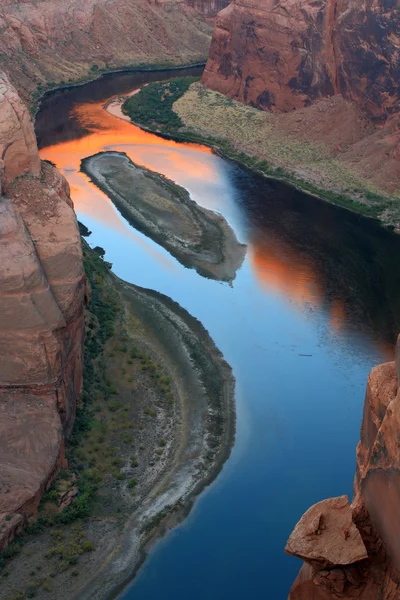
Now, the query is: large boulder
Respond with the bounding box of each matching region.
[286,496,367,570]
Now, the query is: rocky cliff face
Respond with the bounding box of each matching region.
[0,0,213,100]
[185,0,230,18]
[203,0,400,120]
[0,71,86,552]
[286,339,400,599]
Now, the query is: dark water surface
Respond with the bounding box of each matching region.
[36,67,400,600]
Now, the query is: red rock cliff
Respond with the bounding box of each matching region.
[202,0,400,120]
[286,338,400,599]
[0,71,86,552]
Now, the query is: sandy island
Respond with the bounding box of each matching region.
[81,151,246,283]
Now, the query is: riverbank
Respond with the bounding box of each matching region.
[122,80,400,230]
[0,243,236,600]
[81,151,246,282]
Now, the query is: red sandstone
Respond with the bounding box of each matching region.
[0,71,86,552]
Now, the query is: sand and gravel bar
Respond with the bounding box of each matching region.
[81,151,246,283]
[77,273,236,599]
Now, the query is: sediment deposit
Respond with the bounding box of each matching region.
[82,151,246,282]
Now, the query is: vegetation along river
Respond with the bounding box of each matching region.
[36,66,400,599]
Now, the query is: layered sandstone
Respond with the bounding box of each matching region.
[203,0,400,119]
[0,0,213,100]
[286,340,400,599]
[0,71,86,552]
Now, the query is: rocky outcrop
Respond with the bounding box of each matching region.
[203,0,400,120]
[286,496,368,570]
[0,71,86,552]
[0,0,213,100]
[286,338,400,599]
[0,72,40,190]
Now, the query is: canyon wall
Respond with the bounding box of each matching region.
[0,71,86,552]
[286,339,400,599]
[202,0,400,119]
[185,0,230,19]
[0,0,214,100]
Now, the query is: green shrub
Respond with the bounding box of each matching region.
[144,408,156,417]
[122,77,199,133]
[82,541,94,552]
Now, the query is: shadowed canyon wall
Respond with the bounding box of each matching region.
[0,71,86,552]
[286,338,400,599]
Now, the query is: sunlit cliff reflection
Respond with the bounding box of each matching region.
[39,89,400,357]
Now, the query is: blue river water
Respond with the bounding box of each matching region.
[36,67,400,599]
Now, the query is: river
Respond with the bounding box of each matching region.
[36,66,400,600]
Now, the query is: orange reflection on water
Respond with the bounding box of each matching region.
[39,93,395,358]
[39,95,219,271]
[250,231,394,358]
[250,233,323,310]
[40,98,215,220]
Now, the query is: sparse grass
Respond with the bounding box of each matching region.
[144,408,157,417]
[123,79,398,223]
[173,84,398,220]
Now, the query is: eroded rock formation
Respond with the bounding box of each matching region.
[0,72,40,189]
[0,0,213,100]
[286,338,400,599]
[203,0,400,119]
[0,71,86,552]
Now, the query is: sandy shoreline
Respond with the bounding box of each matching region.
[77,273,236,600]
